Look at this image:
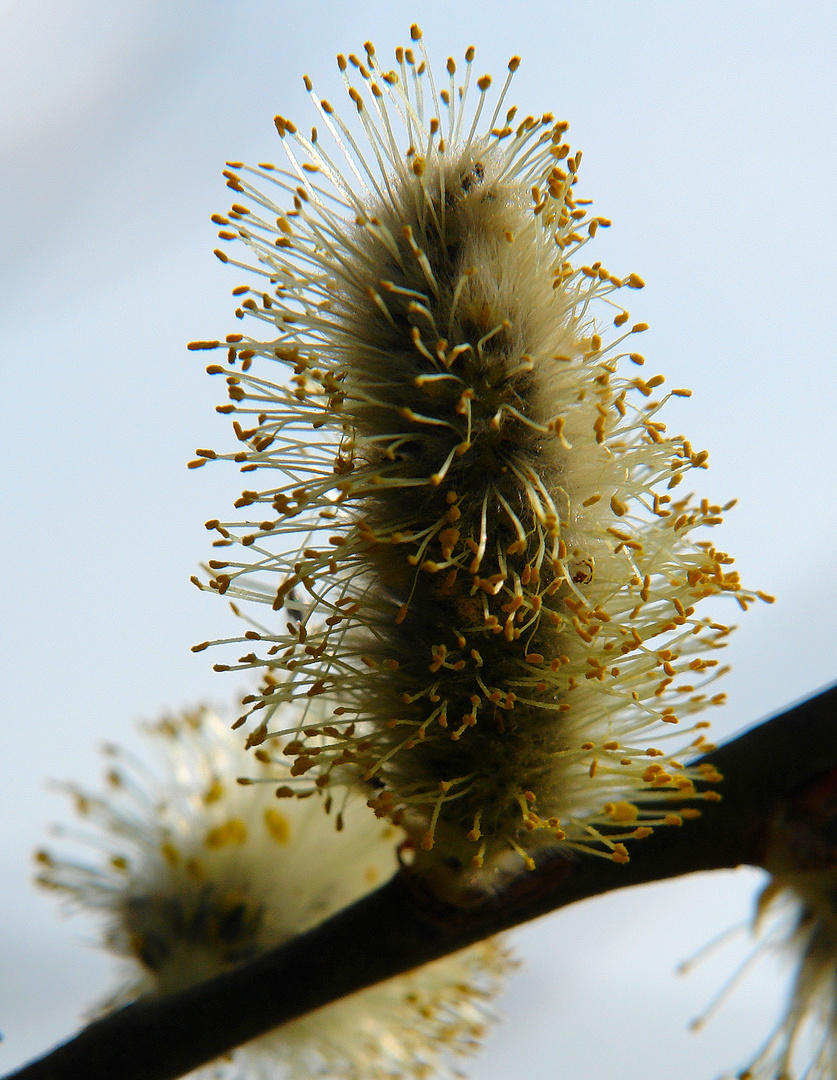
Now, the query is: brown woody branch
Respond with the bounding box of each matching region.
[7,682,837,1080]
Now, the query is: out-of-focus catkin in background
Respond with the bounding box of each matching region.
[1,2,835,1077]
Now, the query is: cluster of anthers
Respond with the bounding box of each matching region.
[188,26,772,883]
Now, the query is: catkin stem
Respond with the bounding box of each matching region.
[8,682,837,1080]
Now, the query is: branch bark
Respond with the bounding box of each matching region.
[8,681,837,1080]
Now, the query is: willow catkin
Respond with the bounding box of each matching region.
[36,707,515,1079]
[189,28,771,891]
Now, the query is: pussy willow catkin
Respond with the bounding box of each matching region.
[36,707,514,1080]
[189,27,771,884]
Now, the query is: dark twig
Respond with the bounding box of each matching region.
[8,682,837,1080]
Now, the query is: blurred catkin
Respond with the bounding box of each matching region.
[36,706,515,1079]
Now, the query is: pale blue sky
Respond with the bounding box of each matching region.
[2,1,836,1077]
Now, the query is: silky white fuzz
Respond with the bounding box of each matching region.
[189,26,771,883]
[36,707,515,1080]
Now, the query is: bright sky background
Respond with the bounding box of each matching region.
[1,1,836,1077]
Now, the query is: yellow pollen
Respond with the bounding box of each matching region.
[264,808,292,844]
[205,819,248,848]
